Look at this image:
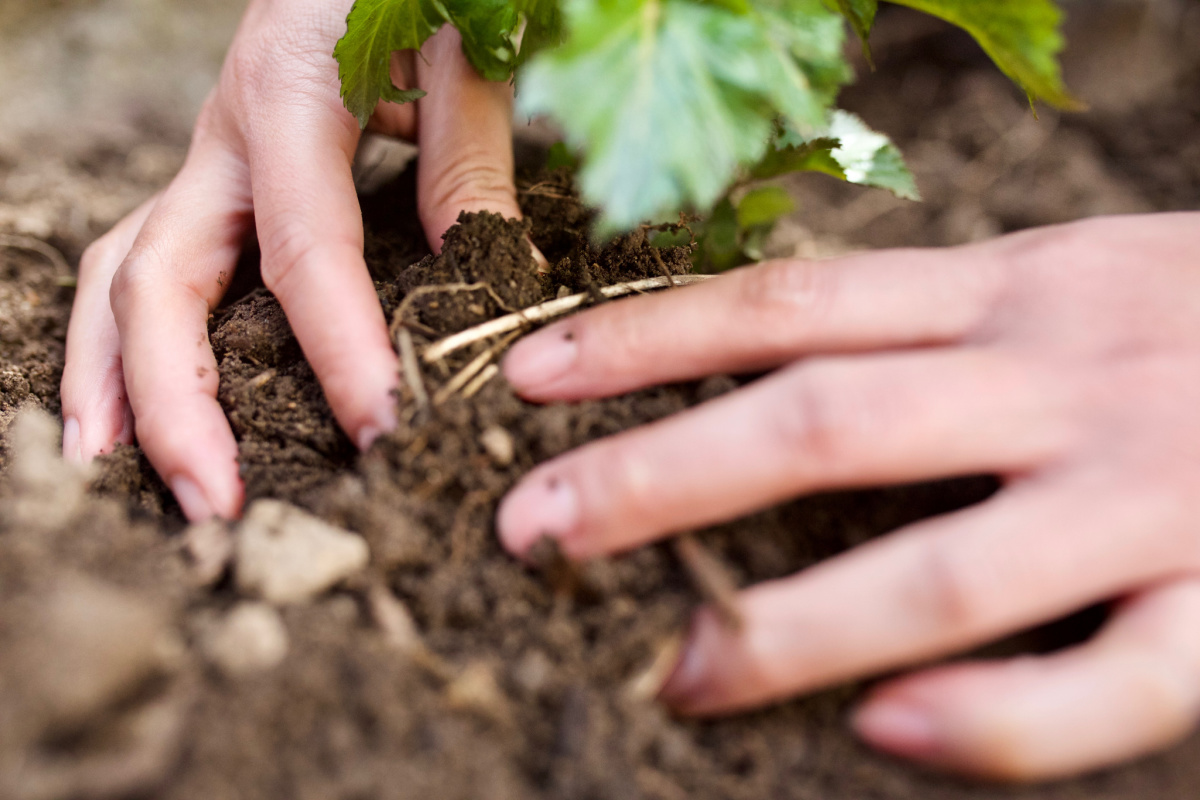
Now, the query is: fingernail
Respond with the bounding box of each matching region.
[528,237,551,273]
[357,405,398,451]
[852,701,941,759]
[62,417,83,463]
[357,425,383,452]
[172,476,216,522]
[657,631,709,710]
[496,474,580,555]
[503,328,578,392]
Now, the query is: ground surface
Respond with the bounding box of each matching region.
[1,2,1200,799]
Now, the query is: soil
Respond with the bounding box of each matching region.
[2,9,1200,800]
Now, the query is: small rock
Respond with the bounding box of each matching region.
[201,603,288,678]
[479,425,516,467]
[5,408,90,529]
[182,519,233,587]
[367,583,422,653]
[235,500,370,605]
[445,663,510,725]
[9,575,178,739]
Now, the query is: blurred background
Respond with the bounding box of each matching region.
[0,0,1197,259]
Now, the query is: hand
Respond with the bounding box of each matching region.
[61,0,525,520]
[496,212,1200,781]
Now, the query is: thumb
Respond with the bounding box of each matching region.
[416,26,526,252]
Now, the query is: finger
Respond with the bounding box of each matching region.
[244,83,400,450]
[655,473,1197,716]
[853,577,1200,781]
[504,249,1006,401]
[497,349,1075,557]
[367,51,418,139]
[415,26,527,249]
[110,138,251,521]
[61,194,158,462]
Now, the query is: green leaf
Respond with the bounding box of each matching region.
[753,135,844,180]
[754,0,854,120]
[756,112,919,199]
[831,0,877,42]
[737,186,796,229]
[519,0,850,234]
[334,0,449,128]
[695,196,743,272]
[886,0,1079,109]
[516,0,566,60]
[825,110,919,199]
[545,141,580,171]
[443,0,520,82]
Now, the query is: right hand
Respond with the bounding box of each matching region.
[61,0,526,520]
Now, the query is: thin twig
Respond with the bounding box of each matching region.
[389,282,516,342]
[641,225,678,288]
[0,234,71,277]
[518,182,574,200]
[431,331,521,406]
[625,634,684,703]
[462,364,499,398]
[423,275,717,364]
[674,534,743,631]
[397,327,430,416]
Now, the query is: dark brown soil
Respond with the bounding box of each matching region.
[2,11,1200,800]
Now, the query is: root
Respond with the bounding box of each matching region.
[674,535,743,631]
[389,282,515,343]
[518,182,574,201]
[396,328,430,418]
[423,274,717,363]
[0,234,71,278]
[462,364,500,398]
[625,634,684,703]
[431,331,522,406]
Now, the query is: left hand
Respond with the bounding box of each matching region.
[496,212,1200,781]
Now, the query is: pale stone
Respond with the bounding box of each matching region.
[182,519,234,587]
[479,425,516,467]
[235,500,370,605]
[201,603,289,678]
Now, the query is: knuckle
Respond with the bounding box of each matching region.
[257,216,322,297]
[1136,652,1200,739]
[80,235,122,278]
[594,304,656,376]
[911,536,994,632]
[584,442,659,530]
[423,160,518,220]
[108,252,162,318]
[737,260,832,345]
[772,369,844,471]
[771,365,882,477]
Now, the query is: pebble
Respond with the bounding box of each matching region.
[182,519,234,587]
[12,575,177,737]
[201,603,289,678]
[479,425,516,467]
[235,500,370,605]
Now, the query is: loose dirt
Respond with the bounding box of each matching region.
[2,10,1200,800]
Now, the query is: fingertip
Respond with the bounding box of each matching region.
[171,466,244,523]
[496,471,581,557]
[355,400,397,452]
[171,475,216,522]
[852,696,944,761]
[658,608,727,715]
[501,324,579,398]
[530,239,551,273]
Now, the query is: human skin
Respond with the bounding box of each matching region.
[498,212,1200,781]
[60,0,529,520]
